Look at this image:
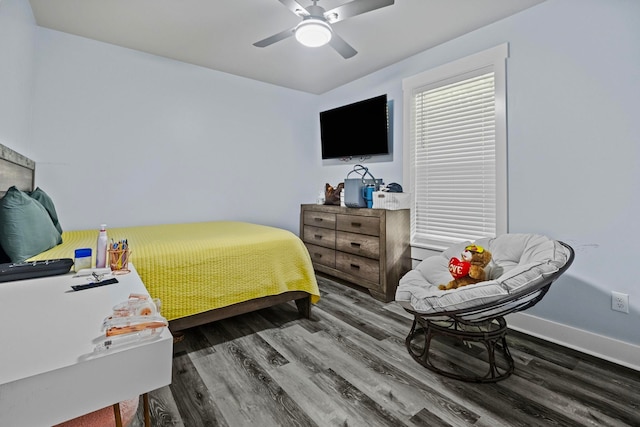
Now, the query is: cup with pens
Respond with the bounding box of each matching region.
[108,239,131,275]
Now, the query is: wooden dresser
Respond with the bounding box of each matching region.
[300,204,410,302]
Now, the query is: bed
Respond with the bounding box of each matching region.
[0,143,320,331]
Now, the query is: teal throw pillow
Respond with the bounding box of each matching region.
[0,186,62,263]
[28,187,63,234]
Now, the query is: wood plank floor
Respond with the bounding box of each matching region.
[130,275,640,427]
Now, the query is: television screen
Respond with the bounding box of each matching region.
[320,94,389,160]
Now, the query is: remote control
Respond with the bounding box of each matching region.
[0,258,74,283]
[71,278,118,291]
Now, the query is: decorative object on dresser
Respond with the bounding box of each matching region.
[324,182,343,205]
[343,164,383,208]
[300,204,410,302]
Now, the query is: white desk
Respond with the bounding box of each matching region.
[0,264,173,426]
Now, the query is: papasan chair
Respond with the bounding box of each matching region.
[395,234,574,383]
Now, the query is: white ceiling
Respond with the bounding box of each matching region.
[28,0,544,94]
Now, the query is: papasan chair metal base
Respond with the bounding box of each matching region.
[406,313,514,383]
[398,236,574,383]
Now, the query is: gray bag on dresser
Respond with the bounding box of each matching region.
[344,165,382,208]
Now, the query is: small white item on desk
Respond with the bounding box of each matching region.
[102,293,167,337]
[103,315,168,337]
[74,267,112,277]
[112,293,160,315]
[73,248,92,273]
[94,328,162,353]
[112,298,158,317]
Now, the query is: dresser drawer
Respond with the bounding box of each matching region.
[336,231,380,259]
[336,252,380,284]
[305,243,336,269]
[336,214,380,237]
[303,225,336,249]
[303,210,336,230]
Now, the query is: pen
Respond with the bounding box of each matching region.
[111,239,128,250]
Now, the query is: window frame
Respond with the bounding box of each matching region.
[402,44,509,257]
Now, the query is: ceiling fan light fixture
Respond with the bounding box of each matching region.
[295,18,332,47]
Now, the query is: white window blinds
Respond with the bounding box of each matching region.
[403,44,508,252]
[413,72,496,245]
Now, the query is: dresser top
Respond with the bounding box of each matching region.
[301,204,408,217]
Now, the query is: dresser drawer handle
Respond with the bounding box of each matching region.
[350,263,360,270]
[314,218,324,222]
[350,242,361,248]
[314,234,323,240]
[313,253,323,259]
[351,222,362,227]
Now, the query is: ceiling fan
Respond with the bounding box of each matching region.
[253,0,395,59]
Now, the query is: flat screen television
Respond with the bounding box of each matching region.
[320,94,389,160]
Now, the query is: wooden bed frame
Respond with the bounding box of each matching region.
[169,292,311,331]
[0,143,313,332]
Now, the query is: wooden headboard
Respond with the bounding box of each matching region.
[0,143,35,197]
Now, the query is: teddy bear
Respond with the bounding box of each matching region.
[439,244,492,291]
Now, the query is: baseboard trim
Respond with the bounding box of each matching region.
[506,312,640,372]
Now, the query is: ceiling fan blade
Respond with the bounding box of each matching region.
[253,27,296,47]
[324,0,394,23]
[329,33,357,59]
[277,0,309,16]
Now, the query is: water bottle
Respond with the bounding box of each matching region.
[362,185,375,208]
[96,224,108,268]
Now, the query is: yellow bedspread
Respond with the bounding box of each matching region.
[31,221,320,321]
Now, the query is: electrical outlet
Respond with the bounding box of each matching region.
[612,291,629,313]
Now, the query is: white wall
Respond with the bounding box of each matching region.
[497,0,640,348]
[31,28,318,233]
[0,0,35,156]
[316,0,640,355]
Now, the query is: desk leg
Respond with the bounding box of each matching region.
[113,402,123,427]
[143,393,151,427]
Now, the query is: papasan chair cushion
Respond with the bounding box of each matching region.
[395,234,572,316]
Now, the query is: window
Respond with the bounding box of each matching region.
[403,44,508,252]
